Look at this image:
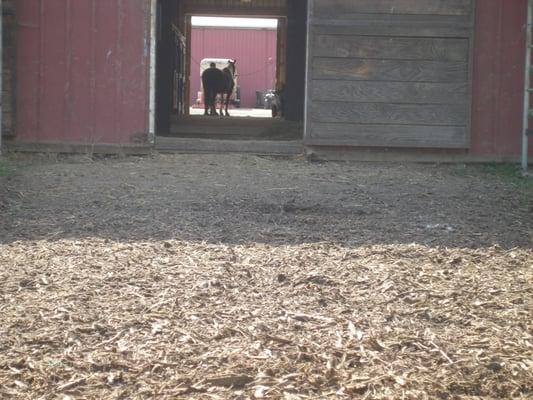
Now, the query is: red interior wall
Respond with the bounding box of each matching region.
[471,0,532,157]
[190,27,277,108]
[15,0,149,145]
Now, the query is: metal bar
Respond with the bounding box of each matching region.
[303,0,313,142]
[184,15,191,116]
[148,0,157,144]
[522,0,532,172]
[0,0,3,152]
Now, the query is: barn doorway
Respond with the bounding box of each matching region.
[154,0,306,148]
[189,16,279,119]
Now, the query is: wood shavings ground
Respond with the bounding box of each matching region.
[0,153,531,399]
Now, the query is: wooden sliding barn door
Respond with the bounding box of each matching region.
[305,0,474,148]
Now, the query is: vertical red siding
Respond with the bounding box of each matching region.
[16,0,149,145]
[39,1,66,141]
[471,0,532,157]
[190,27,277,108]
[94,1,119,143]
[68,0,93,142]
[121,1,150,139]
[16,0,40,141]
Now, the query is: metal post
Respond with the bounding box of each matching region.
[0,0,3,152]
[148,0,157,144]
[522,0,532,173]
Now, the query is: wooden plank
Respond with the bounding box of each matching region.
[310,101,467,126]
[155,137,303,155]
[311,80,469,105]
[182,0,287,17]
[313,0,472,16]
[276,17,287,89]
[170,117,303,140]
[305,0,473,149]
[312,58,468,83]
[314,35,468,61]
[303,147,515,163]
[310,14,472,37]
[307,123,468,148]
[183,6,287,17]
[304,0,315,143]
[4,140,151,155]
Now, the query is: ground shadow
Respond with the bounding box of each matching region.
[0,154,531,249]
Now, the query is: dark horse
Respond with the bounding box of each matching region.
[201,60,236,116]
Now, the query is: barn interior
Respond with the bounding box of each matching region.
[155,0,306,149]
[188,16,279,119]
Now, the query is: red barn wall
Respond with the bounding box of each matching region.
[471,0,532,158]
[190,27,277,109]
[15,0,149,146]
[9,1,533,159]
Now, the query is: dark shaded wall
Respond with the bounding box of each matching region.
[284,0,307,121]
[2,0,16,137]
[156,0,179,133]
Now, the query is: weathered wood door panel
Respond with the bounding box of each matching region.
[313,59,468,83]
[305,0,474,148]
[313,0,472,16]
[311,102,467,126]
[312,81,469,105]
[314,36,469,61]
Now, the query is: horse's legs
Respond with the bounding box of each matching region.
[204,92,209,116]
[219,93,225,116]
[212,92,217,115]
[209,93,217,116]
[223,92,228,116]
[224,91,231,116]
[205,91,213,115]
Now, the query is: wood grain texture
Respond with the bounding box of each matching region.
[314,35,469,61]
[310,14,472,37]
[155,137,303,155]
[311,80,468,105]
[313,0,472,16]
[305,0,473,149]
[312,58,468,83]
[307,123,468,148]
[310,101,467,126]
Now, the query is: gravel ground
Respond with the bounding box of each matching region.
[0,153,532,399]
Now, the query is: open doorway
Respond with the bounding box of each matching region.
[189,16,280,119]
[155,0,307,143]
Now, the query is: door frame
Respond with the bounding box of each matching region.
[149,0,294,137]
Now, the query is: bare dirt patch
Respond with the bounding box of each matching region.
[0,154,532,399]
